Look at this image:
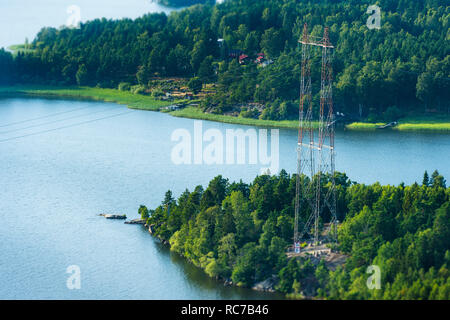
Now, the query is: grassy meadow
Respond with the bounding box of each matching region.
[1,85,449,132]
[0,85,173,111]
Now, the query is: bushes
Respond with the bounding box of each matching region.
[239,108,259,119]
[118,82,131,91]
[75,64,88,86]
[151,88,165,98]
[130,85,147,95]
[188,77,203,94]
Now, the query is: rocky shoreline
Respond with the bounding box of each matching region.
[124,219,146,225]
[104,214,338,297]
[143,221,278,293]
[99,213,127,220]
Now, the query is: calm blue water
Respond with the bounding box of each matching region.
[0,96,449,299]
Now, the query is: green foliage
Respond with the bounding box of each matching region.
[138,205,149,220]
[0,49,14,85]
[151,88,165,98]
[130,85,147,95]
[198,56,216,83]
[75,64,89,86]
[188,77,203,94]
[118,82,131,91]
[3,0,448,120]
[146,169,449,299]
[423,171,430,187]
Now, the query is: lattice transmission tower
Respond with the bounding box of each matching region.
[293,24,337,253]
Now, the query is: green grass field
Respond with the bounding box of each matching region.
[170,106,309,129]
[396,115,450,131]
[0,85,173,111]
[1,85,449,132]
[345,122,386,130]
[347,115,450,132]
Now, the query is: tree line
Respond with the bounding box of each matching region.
[143,170,449,299]
[0,0,448,121]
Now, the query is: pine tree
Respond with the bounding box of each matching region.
[423,171,430,186]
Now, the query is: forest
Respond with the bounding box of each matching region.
[0,0,448,121]
[143,170,450,299]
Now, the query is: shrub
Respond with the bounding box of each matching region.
[240,108,259,119]
[188,77,202,94]
[118,82,131,91]
[151,88,165,98]
[130,85,147,95]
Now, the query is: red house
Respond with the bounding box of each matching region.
[239,54,249,64]
[256,53,265,64]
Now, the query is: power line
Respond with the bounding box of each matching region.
[0,110,134,143]
[0,105,123,135]
[0,104,96,128]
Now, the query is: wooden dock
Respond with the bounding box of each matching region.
[376,121,398,129]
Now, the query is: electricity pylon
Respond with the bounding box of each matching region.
[293,24,337,253]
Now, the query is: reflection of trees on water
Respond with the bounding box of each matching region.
[147,229,283,299]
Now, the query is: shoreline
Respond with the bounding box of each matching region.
[146,223,288,298]
[1,85,449,132]
[0,85,175,111]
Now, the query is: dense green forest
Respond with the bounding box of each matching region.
[0,0,449,121]
[143,170,450,299]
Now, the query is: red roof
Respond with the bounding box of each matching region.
[239,54,249,60]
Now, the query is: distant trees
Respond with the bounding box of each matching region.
[260,28,284,57]
[416,57,450,111]
[75,64,89,86]
[198,56,215,83]
[188,77,203,93]
[0,0,448,119]
[146,169,450,299]
[138,205,149,220]
[0,49,13,85]
[136,65,151,86]
[423,171,430,186]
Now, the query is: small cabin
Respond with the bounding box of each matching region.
[239,54,250,64]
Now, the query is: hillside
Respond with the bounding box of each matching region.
[144,170,450,299]
[0,0,448,122]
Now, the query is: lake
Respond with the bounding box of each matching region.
[0,96,449,299]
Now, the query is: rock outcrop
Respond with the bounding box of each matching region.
[99,214,127,220]
[251,275,278,292]
[124,219,146,225]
